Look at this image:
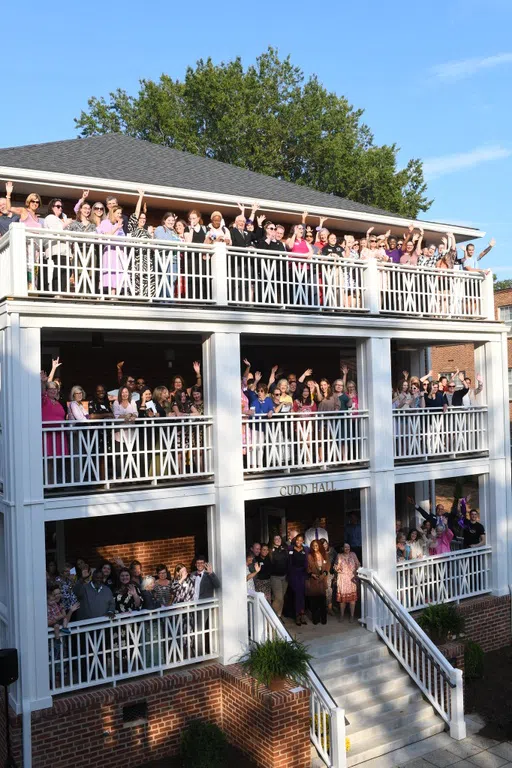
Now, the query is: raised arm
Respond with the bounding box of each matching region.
[116,361,124,386]
[268,365,279,389]
[401,224,415,252]
[415,227,424,255]
[340,364,349,389]
[301,210,309,225]
[420,369,433,384]
[74,189,89,214]
[242,358,251,380]
[298,368,313,383]
[48,357,62,383]
[133,189,145,220]
[192,361,202,387]
[4,181,24,217]
[474,373,484,397]
[477,238,496,261]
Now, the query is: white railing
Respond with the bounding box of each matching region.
[227,246,367,312]
[397,546,492,611]
[359,568,466,740]
[0,420,4,496]
[23,227,214,303]
[378,262,485,319]
[0,225,496,320]
[48,597,219,694]
[42,416,213,491]
[243,411,369,473]
[393,406,488,460]
[248,592,346,768]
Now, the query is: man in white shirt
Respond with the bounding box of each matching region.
[108,373,140,403]
[304,519,329,547]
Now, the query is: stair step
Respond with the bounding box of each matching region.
[310,642,390,674]
[347,699,438,739]
[332,673,418,711]
[346,718,446,766]
[318,656,402,690]
[309,628,377,657]
[347,688,424,720]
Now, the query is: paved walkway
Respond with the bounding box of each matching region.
[358,714,512,768]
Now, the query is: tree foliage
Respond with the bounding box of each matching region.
[75,48,432,218]
[493,277,512,292]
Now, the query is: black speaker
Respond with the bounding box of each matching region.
[0,649,18,686]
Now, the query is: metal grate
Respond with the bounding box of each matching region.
[122,701,148,723]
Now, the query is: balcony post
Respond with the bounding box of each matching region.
[482,271,495,321]
[8,223,28,298]
[360,337,396,594]
[3,318,50,712]
[479,337,511,595]
[364,258,380,315]
[203,331,247,664]
[210,241,228,306]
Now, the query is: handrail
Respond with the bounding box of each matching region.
[358,567,465,740]
[248,592,346,767]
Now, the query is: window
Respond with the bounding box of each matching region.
[499,305,512,324]
[122,702,148,724]
[509,369,512,401]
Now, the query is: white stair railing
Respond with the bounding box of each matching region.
[359,567,465,740]
[248,592,346,768]
[397,546,492,611]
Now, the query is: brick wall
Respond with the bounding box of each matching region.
[62,508,207,574]
[430,343,475,383]
[456,594,511,652]
[0,664,310,768]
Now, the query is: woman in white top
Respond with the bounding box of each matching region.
[407,528,425,559]
[112,386,138,446]
[67,386,89,422]
[44,198,73,294]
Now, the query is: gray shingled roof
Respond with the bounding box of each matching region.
[0,134,398,218]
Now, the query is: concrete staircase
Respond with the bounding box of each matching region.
[309,626,446,766]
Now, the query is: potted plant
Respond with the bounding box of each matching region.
[240,637,312,691]
[417,604,465,645]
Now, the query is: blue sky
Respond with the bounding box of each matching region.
[2,0,511,275]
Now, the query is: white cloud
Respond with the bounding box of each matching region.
[432,52,512,81]
[423,145,512,180]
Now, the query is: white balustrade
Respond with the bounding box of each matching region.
[243,411,368,473]
[359,568,466,740]
[378,262,485,319]
[23,228,214,303]
[397,546,492,611]
[227,246,367,312]
[0,232,11,300]
[42,416,213,491]
[393,406,488,460]
[47,598,219,694]
[248,592,346,768]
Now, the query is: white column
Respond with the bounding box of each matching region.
[210,241,228,306]
[362,337,396,594]
[3,317,50,712]
[480,336,511,595]
[8,223,29,298]
[203,331,247,664]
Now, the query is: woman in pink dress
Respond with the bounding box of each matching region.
[335,543,361,623]
[42,380,69,486]
[286,214,314,306]
[97,206,126,295]
[433,523,454,555]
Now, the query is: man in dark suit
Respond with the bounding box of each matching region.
[191,555,220,655]
[191,555,221,600]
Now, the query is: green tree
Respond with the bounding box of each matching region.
[493,277,512,292]
[75,48,432,218]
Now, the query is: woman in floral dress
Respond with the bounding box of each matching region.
[334,543,361,623]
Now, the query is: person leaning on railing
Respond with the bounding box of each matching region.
[73,568,115,620]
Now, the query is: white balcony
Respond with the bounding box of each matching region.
[47,598,219,695]
[0,225,495,321]
[242,411,369,473]
[393,407,488,461]
[378,262,486,318]
[397,546,492,611]
[42,417,213,493]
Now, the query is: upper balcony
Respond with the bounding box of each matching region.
[0,225,495,323]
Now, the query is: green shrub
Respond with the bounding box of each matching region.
[465,641,484,679]
[240,637,312,688]
[180,720,227,768]
[417,604,465,643]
